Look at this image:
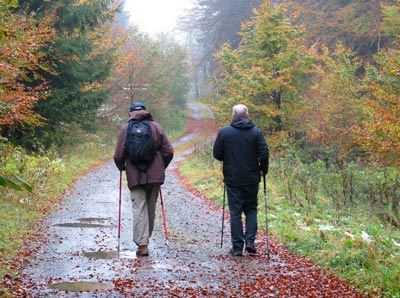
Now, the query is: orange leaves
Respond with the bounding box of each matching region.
[0,6,55,129]
[355,92,400,165]
[352,45,400,166]
[296,43,365,162]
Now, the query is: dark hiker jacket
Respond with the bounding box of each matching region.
[213,118,269,187]
[114,110,174,190]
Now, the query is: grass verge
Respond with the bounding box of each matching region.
[0,134,114,280]
[179,140,400,298]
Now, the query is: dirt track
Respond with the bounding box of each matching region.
[12,103,364,297]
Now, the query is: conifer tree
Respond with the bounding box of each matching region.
[182,0,264,92]
[15,0,122,148]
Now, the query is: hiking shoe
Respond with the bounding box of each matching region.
[229,249,243,257]
[245,244,257,254]
[136,245,149,257]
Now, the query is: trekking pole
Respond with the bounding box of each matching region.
[220,183,226,248]
[117,171,122,256]
[159,188,169,246]
[263,174,270,260]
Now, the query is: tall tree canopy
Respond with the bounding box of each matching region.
[181,0,264,87]
[298,44,364,164]
[0,0,55,130]
[279,0,394,60]
[354,2,400,166]
[209,1,311,133]
[204,0,399,168]
[108,28,190,127]
[10,0,122,149]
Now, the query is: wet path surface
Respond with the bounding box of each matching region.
[19,104,364,297]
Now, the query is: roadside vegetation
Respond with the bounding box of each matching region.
[0,114,187,281]
[0,0,189,282]
[0,132,113,279]
[178,2,400,296]
[180,138,400,298]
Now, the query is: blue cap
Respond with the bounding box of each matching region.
[130,102,146,112]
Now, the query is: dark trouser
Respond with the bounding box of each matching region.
[226,184,259,252]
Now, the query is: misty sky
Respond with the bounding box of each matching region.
[123,0,194,36]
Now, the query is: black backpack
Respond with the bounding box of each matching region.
[125,119,156,170]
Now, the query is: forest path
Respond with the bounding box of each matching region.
[17,101,364,297]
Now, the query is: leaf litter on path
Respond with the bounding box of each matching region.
[0,105,365,297]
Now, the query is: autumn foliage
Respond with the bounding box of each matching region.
[206,1,400,226]
[0,1,55,129]
[354,4,400,166]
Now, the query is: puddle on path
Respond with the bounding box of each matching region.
[84,250,137,259]
[53,217,112,228]
[78,217,111,222]
[49,281,112,292]
[53,222,111,228]
[119,251,137,259]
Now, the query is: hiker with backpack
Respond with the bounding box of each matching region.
[213,104,269,256]
[114,102,174,257]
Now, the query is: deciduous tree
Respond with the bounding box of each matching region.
[209,1,312,133]
[0,0,54,131]
[354,2,400,166]
[300,43,364,164]
[109,28,190,126]
[280,0,393,60]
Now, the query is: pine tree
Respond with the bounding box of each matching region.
[15,0,122,148]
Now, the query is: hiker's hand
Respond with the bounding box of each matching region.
[118,165,126,171]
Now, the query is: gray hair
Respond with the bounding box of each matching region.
[232,104,249,119]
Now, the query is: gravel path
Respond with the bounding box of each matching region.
[18,103,365,297]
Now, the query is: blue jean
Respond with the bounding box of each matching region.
[227,184,259,252]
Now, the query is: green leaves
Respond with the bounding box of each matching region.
[210,2,311,131]
[382,3,400,42]
[0,175,32,192]
[0,0,18,9]
[7,0,122,149]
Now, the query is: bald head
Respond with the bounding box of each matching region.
[232,104,249,120]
